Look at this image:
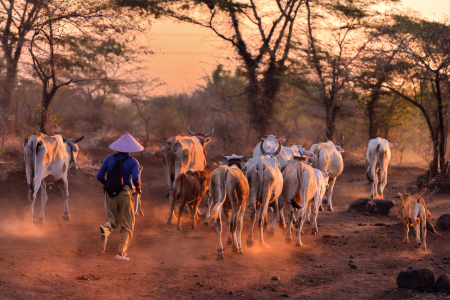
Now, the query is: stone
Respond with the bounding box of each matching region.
[271,276,280,281]
[434,273,450,295]
[436,215,450,231]
[396,267,435,292]
[350,265,357,269]
[349,198,395,214]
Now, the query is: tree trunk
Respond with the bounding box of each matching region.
[0,65,18,124]
[435,77,447,173]
[324,96,339,140]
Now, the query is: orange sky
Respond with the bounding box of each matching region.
[147,0,450,95]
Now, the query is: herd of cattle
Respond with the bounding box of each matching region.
[22,129,431,260]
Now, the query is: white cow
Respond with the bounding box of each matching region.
[281,158,317,246]
[205,159,250,260]
[161,127,213,224]
[366,137,397,198]
[246,142,283,248]
[309,137,344,211]
[253,135,314,172]
[303,168,332,232]
[24,133,84,223]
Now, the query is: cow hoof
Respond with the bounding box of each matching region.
[232,248,239,253]
[177,226,182,231]
[238,248,243,254]
[227,239,233,245]
[295,223,299,229]
[36,217,45,224]
[306,220,311,224]
[167,220,172,225]
[260,243,267,249]
[217,255,224,261]
[266,230,275,238]
[403,239,408,244]
[191,225,196,229]
[285,237,292,244]
[204,221,209,226]
[326,207,333,211]
[247,239,255,248]
[62,214,70,221]
[279,223,286,229]
[312,229,318,235]
[295,241,302,247]
[417,241,422,247]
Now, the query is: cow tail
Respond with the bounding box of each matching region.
[289,166,303,209]
[31,139,38,193]
[366,169,374,182]
[205,169,228,223]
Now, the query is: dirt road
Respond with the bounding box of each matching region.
[0,150,449,299]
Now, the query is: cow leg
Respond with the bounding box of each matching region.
[204,196,212,226]
[403,219,409,243]
[379,168,388,198]
[312,199,319,234]
[215,213,224,260]
[247,203,256,248]
[177,196,186,231]
[37,183,48,224]
[167,184,176,224]
[236,206,245,254]
[224,209,233,246]
[258,201,269,248]
[230,207,240,253]
[285,203,295,244]
[413,218,421,248]
[28,188,37,223]
[59,177,70,221]
[326,177,337,211]
[278,198,286,229]
[421,217,427,251]
[267,200,279,237]
[304,203,311,227]
[370,165,378,198]
[296,208,306,246]
[191,199,201,229]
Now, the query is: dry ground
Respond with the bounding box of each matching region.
[1,149,450,300]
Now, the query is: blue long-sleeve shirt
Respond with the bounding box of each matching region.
[96,152,141,190]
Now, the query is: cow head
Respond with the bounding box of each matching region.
[222,154,247,170]
[260,140,282,158]
[324,136,345,152]
[262,135,286,144]
[187,126,213,152]
[323,171,332,189]
[293,142,315,158]
[57,133,84,169]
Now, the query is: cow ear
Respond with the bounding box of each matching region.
[73,135,84,144]
[335,145,344,152]
[389,143,398,147]
[277,139,286,143]
[303,151,315,158]
[222,155,228,160]
[328,172,332,178]
[302,142,307,148]
[213,162,218,167]
[204,137,211,145]
[398,192,402,197]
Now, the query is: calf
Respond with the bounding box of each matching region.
[172,169,212,230]
[399,193,429,250]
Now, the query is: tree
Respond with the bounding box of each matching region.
[378,14,450,176]
[117,0,303,136]
[25,0,139,133]
[294,0,398,140]
[0,0,41,124]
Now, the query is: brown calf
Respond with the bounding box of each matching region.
[399,193,430,251]
[172,170,212,230]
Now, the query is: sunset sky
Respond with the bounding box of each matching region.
[147,0,450,95]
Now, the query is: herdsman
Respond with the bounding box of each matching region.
[96,133,143,261]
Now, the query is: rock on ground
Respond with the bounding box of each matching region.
[434,273,450,294]
[349,198,395,215]
[396,267,435,292]
[436,214,450,231]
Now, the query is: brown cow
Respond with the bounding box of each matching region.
[172,169,213,230]
[399,193,430,251]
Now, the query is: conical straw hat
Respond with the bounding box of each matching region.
[109,133,144,153]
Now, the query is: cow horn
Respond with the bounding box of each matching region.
[260,140,267,155]
[274,141,282,156]
[338,136,344,146]
[187,126,196,136]
[324,136,330,142]
[204,128,214,137]
[73,135,84,144]
[302,142,307,148]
